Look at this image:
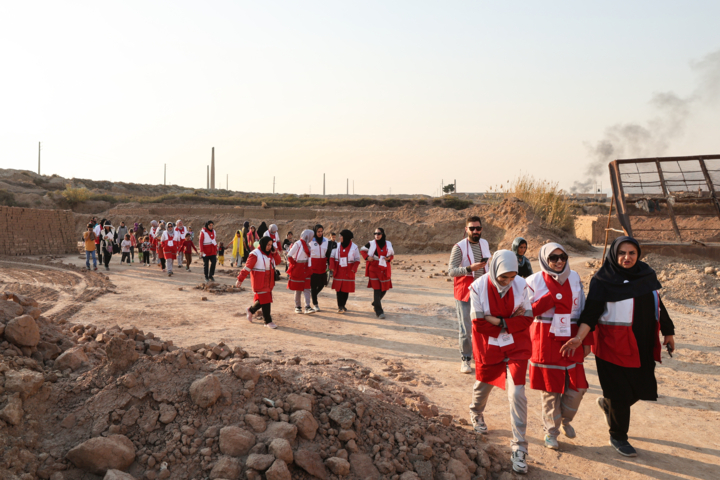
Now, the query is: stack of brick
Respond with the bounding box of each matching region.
[0,206,77,256]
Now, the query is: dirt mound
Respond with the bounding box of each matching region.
[0,293,516,480]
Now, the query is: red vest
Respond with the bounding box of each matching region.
[453,238,490,302]
[593,291,662,368]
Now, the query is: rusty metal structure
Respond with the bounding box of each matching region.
[606,155,720,258]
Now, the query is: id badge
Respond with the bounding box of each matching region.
[167,240,174,247]
[551,313,572,337]
[340,257,348,267]
[497,332,515,347]
[378,256,387,267]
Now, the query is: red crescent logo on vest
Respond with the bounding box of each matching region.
[560,316,567,324]
[573,298,579,306]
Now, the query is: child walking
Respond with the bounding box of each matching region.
[142,237,151,266]
[129,228,137,262]
[218,242,226,266]
[121,234,132,264]
[182,233,198,271]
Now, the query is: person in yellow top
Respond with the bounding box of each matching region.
[230,230,245,267]
[83,223,98,271]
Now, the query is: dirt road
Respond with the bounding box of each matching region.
[2,248,718,480]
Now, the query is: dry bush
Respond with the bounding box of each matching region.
[61,185,90,207]
[503,174,574,232]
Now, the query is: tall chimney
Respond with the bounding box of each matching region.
[207,166,209,189]
[210,147,215,189]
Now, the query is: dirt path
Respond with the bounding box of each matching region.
[5,249,719,480]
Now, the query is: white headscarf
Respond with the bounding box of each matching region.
[300,229,314,244]
[539,242,570,285]
[269,224,278,234]
[488,250,518,298]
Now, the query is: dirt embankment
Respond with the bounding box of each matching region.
[77,198,590,258]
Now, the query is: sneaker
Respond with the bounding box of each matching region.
[93,267,98,271]
[511,450,528,474]
[294,307,303,314]
[168,273,172,277]
[312,304,320,312]
[471,415,488,435]
[337,308,345,314]
[342,307,348,313]
[105,266,109,271]
[609,437,637,457]
[544,434,559,450]
[209,276,215,281]
[246,307,253,323]
[377,313,386,319]
[460,357,473,374]
[596,397,610,427]
[304,306,315,315]
[205,277,209,282]
[561,423,576,439]
[265,322,278,329]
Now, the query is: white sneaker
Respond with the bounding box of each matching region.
[471,415,487,435]
[246,307,253,323]
[544,434,559,450]
[561,423,576,439]
[460,358,472,374]
[312,304,320,312]
[511,450,528,474]
[294,307,303,314]
[265,322,277,329]
[304,306,315,315]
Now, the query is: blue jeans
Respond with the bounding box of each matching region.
[85,250,97,269]
[456,299,473,359]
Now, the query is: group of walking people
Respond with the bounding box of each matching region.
[236,224,394,329]
[449,216,676,474]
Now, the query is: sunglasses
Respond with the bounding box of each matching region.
[468,226,483,231]
[374,232,383,235]
[548,253,568,262]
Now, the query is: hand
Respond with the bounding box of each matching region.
[483,315,502,326]
[469,262,485,272]
[511,307,525,317]
[560,337,582,357]
[235,280,242,288]
[663,335,675,352]
[371,255,379,261]
[202,253,206,257]
[583,345,591,358]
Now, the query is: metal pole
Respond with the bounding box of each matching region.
[164,164,166,185]
[227,173,229,190]
[210,147,215,189]
[347,178,348,195]
[454,179,456,193]
[207,166,209,189]
[323,174,325,196]
[353,180,354,195]
[602,195,615,259]
[273,176,275,194]
[38,142,41,175]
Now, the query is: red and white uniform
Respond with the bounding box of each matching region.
[453,238,491,302]
[199,228,218,257]
[309,237,329,275]
[286,240,312,291]
[527,271,590,393]
[360,240,394,291]
[161,230,179,260]
[263,231,281,251]
[93,224,102,246]
[329,242,361,293]
[237,249,282,304]
[148,226,158,251]
[173,225,188,242]
[470,275,533,389]
[593,291,662,368]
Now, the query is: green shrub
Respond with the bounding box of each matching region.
[442,197,472,210]
[61,185,91,207]
[0,189,17,206]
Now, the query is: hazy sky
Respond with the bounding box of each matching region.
[1,1,719,195]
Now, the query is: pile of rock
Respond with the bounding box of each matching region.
[194,282,244,295]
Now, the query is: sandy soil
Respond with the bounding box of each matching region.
[2,248,719,480]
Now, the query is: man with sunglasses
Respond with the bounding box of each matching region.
[448,216,492,374]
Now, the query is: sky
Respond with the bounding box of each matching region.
[1,1,719,196]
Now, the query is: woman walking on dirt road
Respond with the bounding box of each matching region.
[526,243,591,450]
[330,229,361,314]
[360,227,394,319]
[237,236,282,329]
[199,220,218,282]
[287,229,314,314]
[308,224,329,312]
[560,236,675,458]
[468,250,534,475]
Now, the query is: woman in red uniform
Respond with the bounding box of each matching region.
[360,227,394,319]
[236,236,282,329]
[468,250,533,475]
[526,242,591,450]
[329,229,361,314]
[287,229,314,314]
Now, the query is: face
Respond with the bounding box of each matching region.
[207,223,214,231]
[264,241,272,252]
[330,234,336,241]
[547,248,568,273]
[374,229,383,239]
[339,234,344,244]
[177,221,183,228]
[466,222,482,241]
[121,222,125,226]
[288,234,293,240]
[251,227,255,232]
[517,243,527,256]
[497,272,517,286]
[617,242,638,269]
[316,227,324,237]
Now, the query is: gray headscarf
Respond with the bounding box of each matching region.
[539,242,570,285]
[269,224,278,234]
[151,220,158,227]
[300,229,314,244]
[511,237,531,269]
[488,250,518,298]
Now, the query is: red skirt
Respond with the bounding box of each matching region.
[476,359,528,389]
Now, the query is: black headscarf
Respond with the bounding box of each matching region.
[205,220,214,230]
[587,236,662,302]
[313,224,324,244]
[257,222,268,237]
[374,227,386,250]
[340,229,353,248]
[258,235,273,254]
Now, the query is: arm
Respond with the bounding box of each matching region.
[531,293,555,318]
[659,297,675,351]
[236,255,256,285]
[447,244,468,277]
[560,299,605,356]
[470,284,502,337]
[360,243,370,260]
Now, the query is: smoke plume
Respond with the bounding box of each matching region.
[571,49,720,193]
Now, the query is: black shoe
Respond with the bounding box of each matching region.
[205,277,209,282]
[209,276,215,281]
[610,437,637,457]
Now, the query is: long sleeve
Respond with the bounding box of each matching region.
[448,244,468,277]
[578,299,606,331]
[470,281,502,337]
[237,254,257,283]
[659,298,675,336]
